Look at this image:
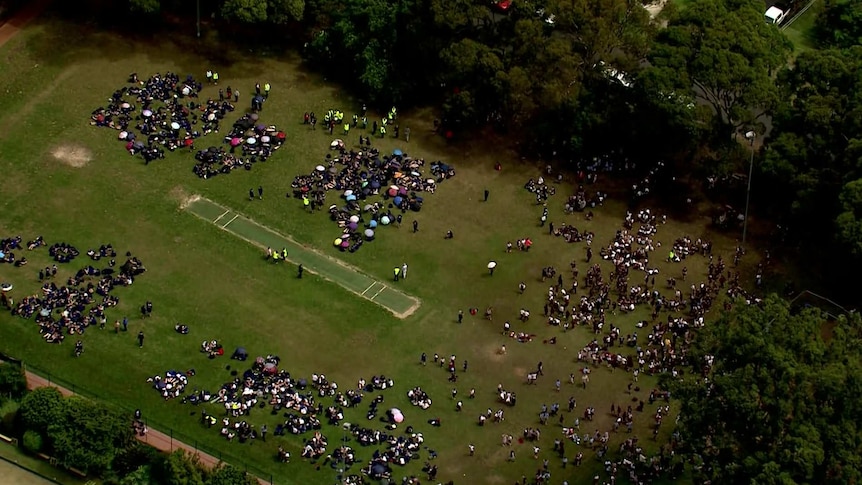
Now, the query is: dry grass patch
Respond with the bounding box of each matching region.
[49,144,91,168]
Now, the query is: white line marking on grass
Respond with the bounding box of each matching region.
[370,286,386,300]
[213,210,230,224]
[361,282,377,296]
[222,214,240,228]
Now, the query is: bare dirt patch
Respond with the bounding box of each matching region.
[170,186,200,210]
[50,144,92,168]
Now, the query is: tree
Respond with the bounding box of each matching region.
[0,362,27,402]
[151,450,206,485]
[836,179,862,256]
[21,430,43,454]
[644,0,791,138]
[206,463,256,485]
[671,295,862,484]
[816,0,862,49]
[129,0,161,14]
[760,46,862,257]
[47,396,134,474]
[18,387,64,436]
[222,0,269,23]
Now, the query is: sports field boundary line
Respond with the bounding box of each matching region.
[183,196,421,319]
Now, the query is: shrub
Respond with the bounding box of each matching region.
[22,430,43,454]
[0,399,19,433]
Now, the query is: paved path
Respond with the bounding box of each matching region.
[24,371,271,485]
[0,0,51,48]
[0,458,56,485]
[185,196,420,318]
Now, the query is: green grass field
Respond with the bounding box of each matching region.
[0,11,750,485]
[782,1,820,53]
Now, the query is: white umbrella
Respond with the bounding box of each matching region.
[349,215,359,223]
[207,113,216,121]
[182,86,191,96]
[344,190,354,197]
[261,135,271,143]
[142,109,153,117]
[487,261,497,269]
[0,283,12,292]
[246,137,257,145]
[171,122,180,130]
[119,131,128,140]
[315,165,325,172]
[426,178,435,184]
[121,102,130,109]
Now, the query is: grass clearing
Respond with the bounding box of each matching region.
[783,1,820,53]
[0,10,753,485]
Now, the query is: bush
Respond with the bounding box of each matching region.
[0,363,27,401]
[0,399,18,433]
[22,430,43,454]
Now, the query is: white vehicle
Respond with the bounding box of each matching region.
[764,6,787,25]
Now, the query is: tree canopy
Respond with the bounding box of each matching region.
[815,0,862,49]
[0,362,27,402]
[671,296,862,484]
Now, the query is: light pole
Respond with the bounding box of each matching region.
[742,131,756,246]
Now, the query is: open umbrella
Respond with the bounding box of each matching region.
[381,216,391,225]
[260,135,271,143]
[142,109,153,117]
[349,215,360,223]
[392,413,404,423]
[393,149,403,156]
[121,102,131,109]
[255,124,265,132]
[207,113,216,121]
[276,131,286,139]
[344,190,354,197]
[230,137,241,147]
[334,238,343,246]
[369,220,378,228]
[364,229,375,239]
[348,222,358,231]
[340,240,350,248]
[182,86,191,96]
[393,196,403,206]
[316,165,325,172]
[246,137,257,145]
[171,122,180,130]
[119,131,128,140]
[0,283,12,292]
[250,113,260,121]
[388,188,398,197]
[346,194,357,202]
[488,261,497,269]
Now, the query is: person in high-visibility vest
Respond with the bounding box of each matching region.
[264,83,271,98]
[303,196,311,211]
[212,72,219,85]
[352,114,358,127]
[379,125,386,138]
[393,267,401,281]
[282,248,288,260]
[344,123,350,135]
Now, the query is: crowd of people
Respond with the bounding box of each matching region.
[6,239,146,345]
[90,72,285,178]
[289,127,455,251]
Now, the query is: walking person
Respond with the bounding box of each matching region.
[122,316,128,331]
[393,266,401,281]
[484,189,490,202]
[458,310,463,324]
[412,220,419,233]
[249,188,255,201]
[297,264,304,278]
[401,263,408,279]
[137,331,145,348]
[260,424,268,442]
[258,186,263,200]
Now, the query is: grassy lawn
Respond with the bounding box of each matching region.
[0,442,91,485]
[782,1,820,53]
[0,11,751,485]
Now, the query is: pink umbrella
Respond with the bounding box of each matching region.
[393,413,404,423]
[230,137,241,147]
[388,188,397,196]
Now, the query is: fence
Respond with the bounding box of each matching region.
[20,363,281,485]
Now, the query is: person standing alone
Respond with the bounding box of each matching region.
[137,331,145,348]
[401,263,408,279]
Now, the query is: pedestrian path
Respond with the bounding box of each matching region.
[184,196,420,318]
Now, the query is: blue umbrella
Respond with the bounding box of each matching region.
[393,149,403,156]
[370,180,381,189]
[346,194,357,202]
[394,196,403,205]
[369,220,378,228]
